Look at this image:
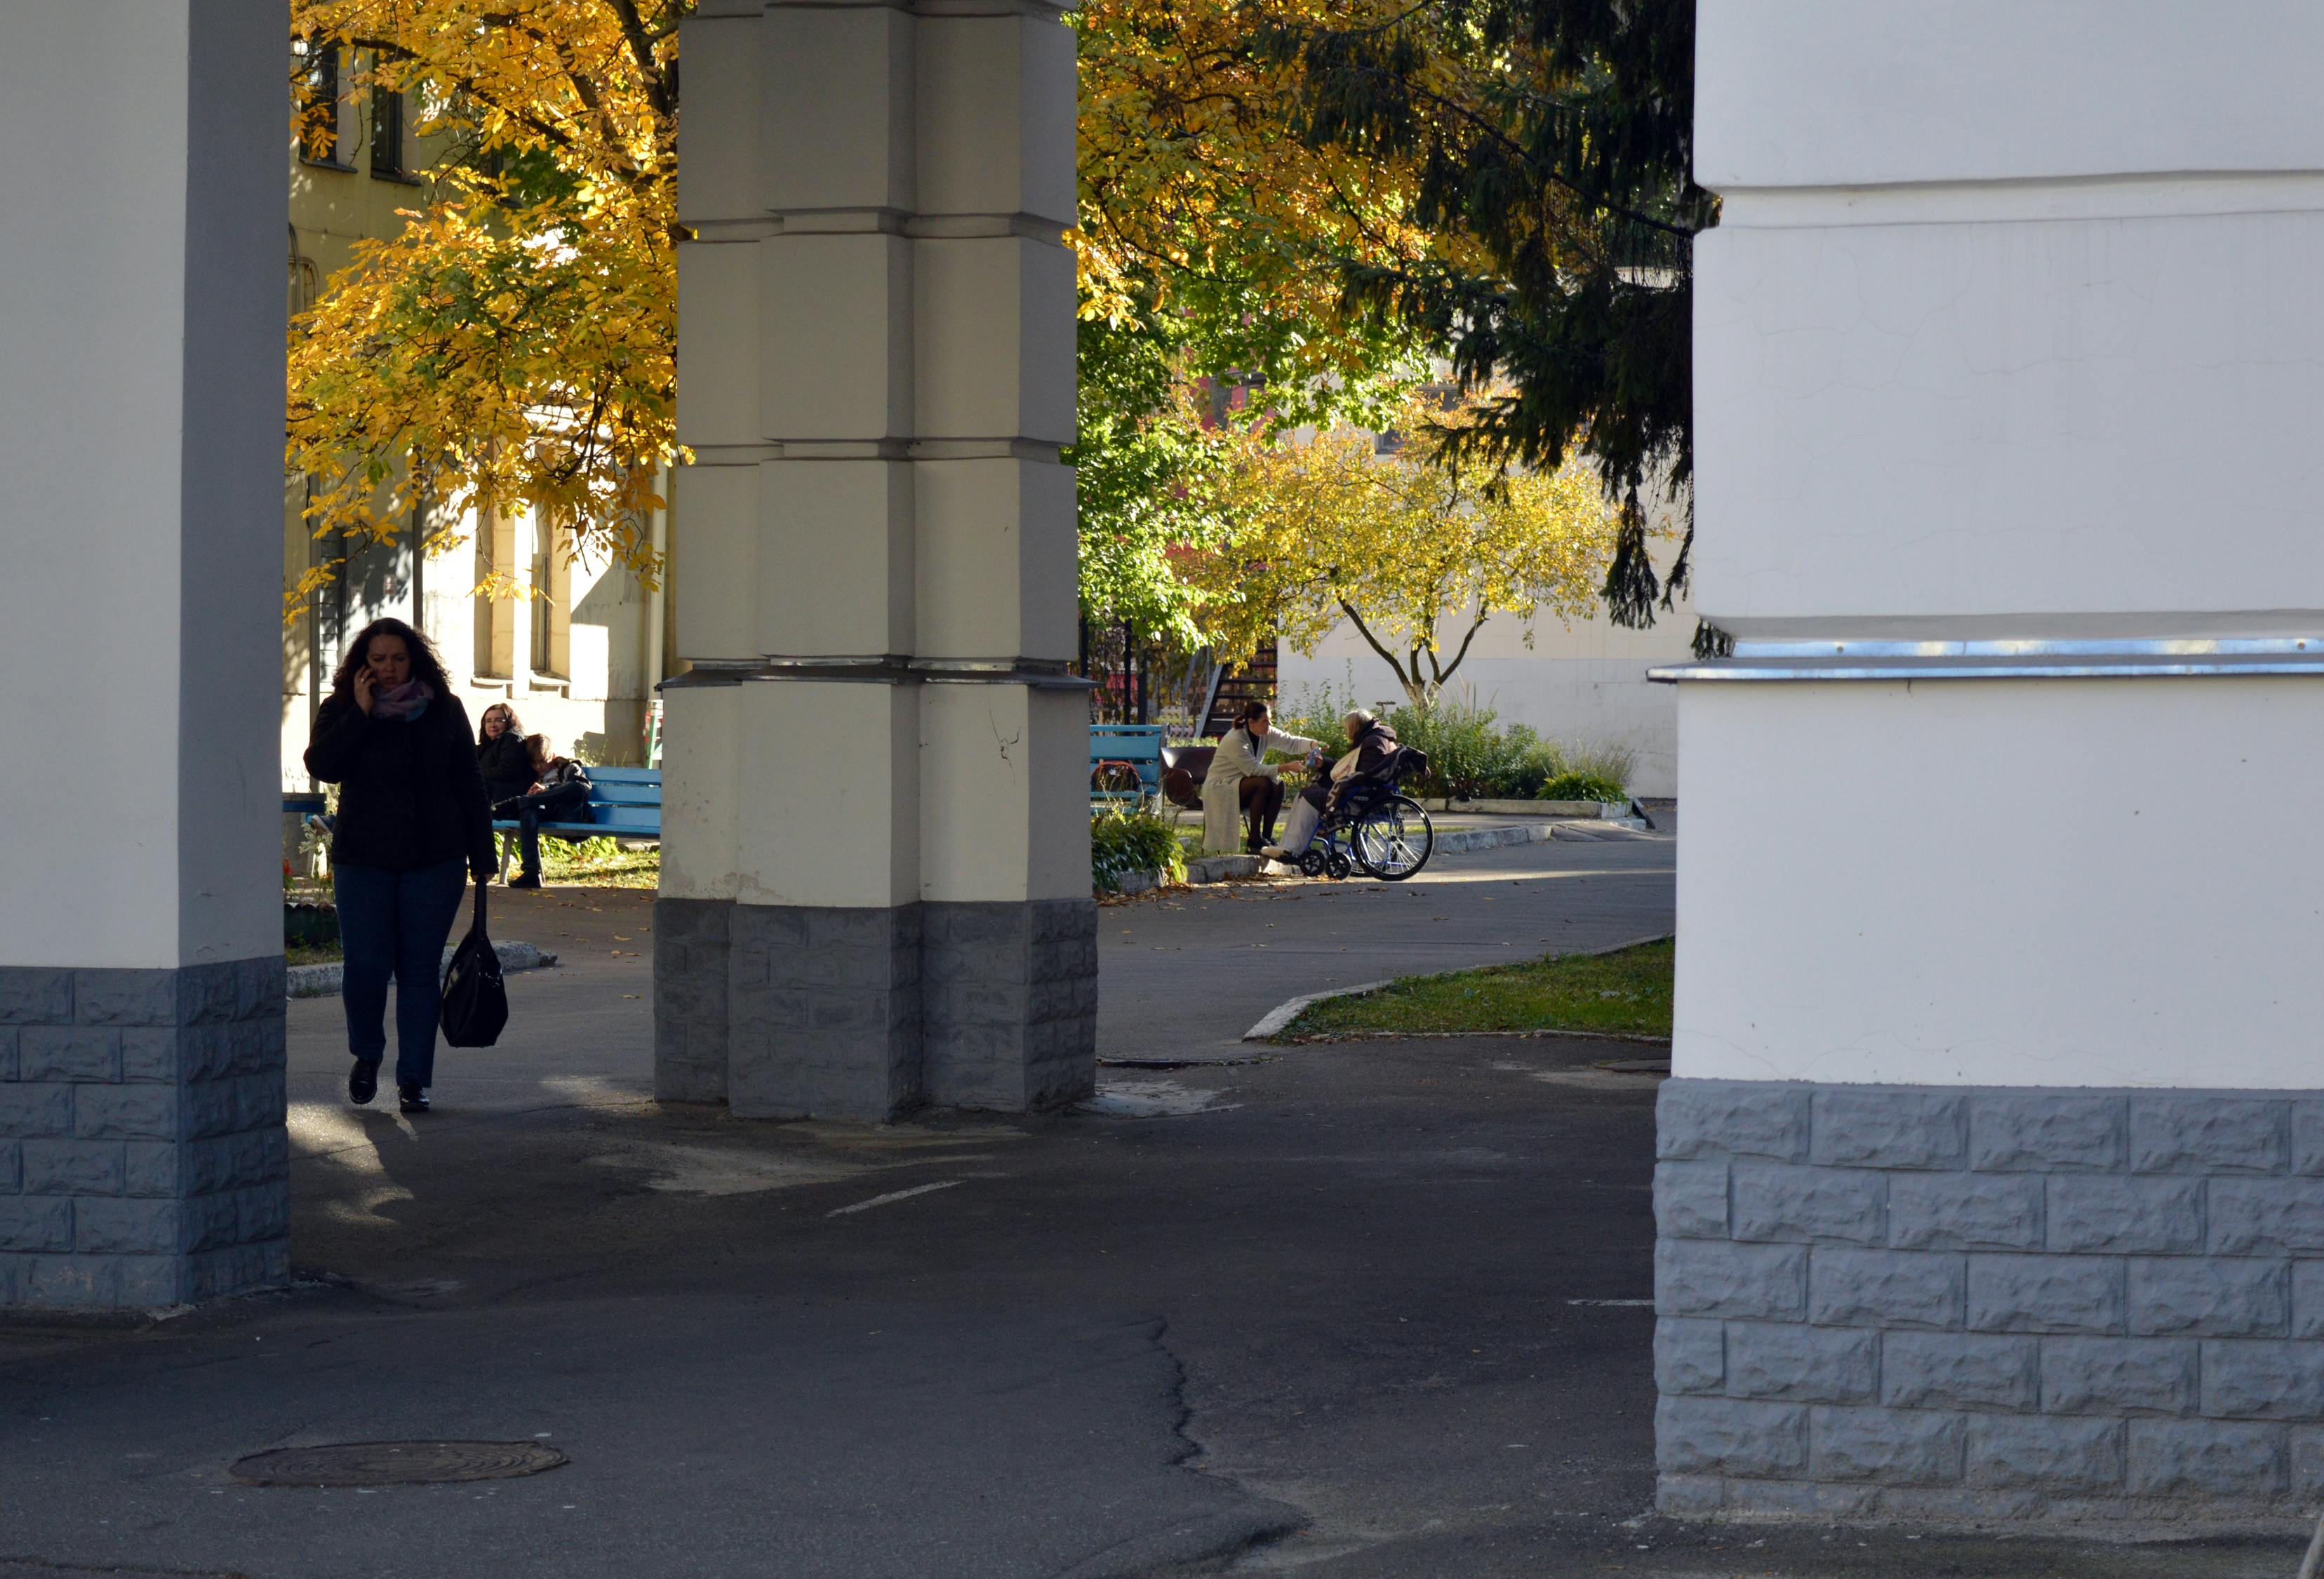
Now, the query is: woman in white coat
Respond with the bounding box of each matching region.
[1201,701,1323,854]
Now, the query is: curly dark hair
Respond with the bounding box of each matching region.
[328,616,453,704]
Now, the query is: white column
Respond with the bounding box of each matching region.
[659,0,1093,1119]
[1659,0,2324,1521]
[0,3,289,1310]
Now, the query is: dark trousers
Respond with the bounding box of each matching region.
[1240,775,1285,850]
[333,859,467,1089]
[503,783,589,876]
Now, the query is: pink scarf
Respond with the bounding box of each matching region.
[371,679,434,722]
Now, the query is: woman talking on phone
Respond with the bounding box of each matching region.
[303,617,496,1114]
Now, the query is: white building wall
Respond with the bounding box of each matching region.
[0,4,281,968]
[1681,0,2324,1089]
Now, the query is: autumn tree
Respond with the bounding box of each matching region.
[1067,0,1444,644]
[285,0,1480,646]
[1267,0,1711,638]
[1181,389,1620,707]
[286,1,681,615]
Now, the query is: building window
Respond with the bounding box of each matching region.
[528,521,570,680]
[370,82,406,178]
[287,224,319,319]
[295,41,345,168]
[530,542,553,674]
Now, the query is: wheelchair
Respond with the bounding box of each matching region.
[1294,749,1435,882]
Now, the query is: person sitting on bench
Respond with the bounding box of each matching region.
[1200,700,1323,855]
[497,735,592,890]
[1260,710,1400,862]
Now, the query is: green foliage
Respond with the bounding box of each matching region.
[1092,804,1189,893]
[1268,0,1709,628]
[1069,305,1424,645]
[1537,772,1625,804]
[1069,317,1231,646]
[1282,938,1674,1039]
[1280,679,1631,800]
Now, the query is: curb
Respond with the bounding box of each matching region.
[286,940,559,1000]
[1109,852,1293,897]
[1240,931,1676,1041]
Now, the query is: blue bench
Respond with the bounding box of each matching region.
[493,766,662,872]
[1090,724,1166,802]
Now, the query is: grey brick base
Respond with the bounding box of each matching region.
[653,898,1095,1121]
[1657,1078,2324,1523]
[923,901,1097,1112]
[0,959,288,1310]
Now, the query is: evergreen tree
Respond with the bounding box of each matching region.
[1267,0,1714,639]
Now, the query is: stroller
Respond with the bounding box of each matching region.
[1295,747,1436,881]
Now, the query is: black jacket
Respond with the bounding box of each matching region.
[1349,719,1401,778]
[305,691,496,877]
[475,731,534,806]
[1326,719,1402,808]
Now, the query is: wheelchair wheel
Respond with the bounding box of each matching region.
[1297,848,1328,879]
[1325,848,1353,881]
[1351,795,1434,881]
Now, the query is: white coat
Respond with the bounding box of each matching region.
[1200,724,1323,853]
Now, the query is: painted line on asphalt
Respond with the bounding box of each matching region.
[1238,932,1676,1041]
[827,1180,963,1217]
[1566,1298,1655,1307]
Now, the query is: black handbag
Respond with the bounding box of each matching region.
[439,877,509,1047]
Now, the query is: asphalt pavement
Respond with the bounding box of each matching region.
[3,826,2312,1576]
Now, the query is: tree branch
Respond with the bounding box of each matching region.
[1336,597,1415,698]
[1433,606,1490,690]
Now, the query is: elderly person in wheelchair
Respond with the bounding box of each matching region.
[1261,710,1407,866]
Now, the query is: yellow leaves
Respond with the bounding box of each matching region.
[285,1,681,625]
[1071,0,1437,371]
[1180,387,1625,691]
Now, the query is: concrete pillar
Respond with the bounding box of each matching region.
[659,0,1095,1120]
[0,5,288,1308]
[1658,0,2324,1522]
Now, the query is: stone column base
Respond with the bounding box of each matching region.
[653,898,1096,1121]
[0,959,288,1310]
[1657,1077,2324,1524]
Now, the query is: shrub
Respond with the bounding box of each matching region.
[1537,772,1627,804]
[1266,677,1633,801]
[1557,738,1637,792]
[1092,804,1186,893]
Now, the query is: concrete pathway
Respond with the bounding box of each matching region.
[1101,822,1676,1062]
[4,829,2309,1575]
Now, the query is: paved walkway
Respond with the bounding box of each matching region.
[4,825,2311,1575]
[1104,818,1674,1062]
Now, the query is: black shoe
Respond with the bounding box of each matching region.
[399,1083,430,1114]
[349,1059,380,1106]
[507,872,543,890]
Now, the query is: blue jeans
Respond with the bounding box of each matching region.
[510,782,589,877]
[333,860,467,1089]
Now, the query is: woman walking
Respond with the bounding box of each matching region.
[304,618,496,1113]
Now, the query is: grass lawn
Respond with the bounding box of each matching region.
[1281,937,1673,1041]
[537,838,660,888]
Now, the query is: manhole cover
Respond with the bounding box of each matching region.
[229,1441,568,1487]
